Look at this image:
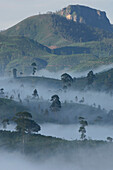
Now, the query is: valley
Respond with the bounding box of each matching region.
[0,3,113,170]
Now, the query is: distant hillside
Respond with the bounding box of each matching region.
[1,35,113,74]
[1,14,113,47]
[57,5,112,32]
[47,39,113,71]
[1,5,113,74]
[72,67,113,92]
[0,35,51,75]
[0,98,26,121]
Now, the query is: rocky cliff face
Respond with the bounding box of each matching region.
[57,5,112,31]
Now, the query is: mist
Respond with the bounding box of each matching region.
[0,73,113,170]
[1,145,113,170]
[40,123,113,141]
[1,123,113,141]
[36,63,113,79]
[1,77,113,111]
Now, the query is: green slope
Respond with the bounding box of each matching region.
[47,39,113,71]
[0,130,108,158]
[0,35,52,75]
[1,14,113,47]
[72,67,113,91]
[0,98,27,121]
[1,35,113,74]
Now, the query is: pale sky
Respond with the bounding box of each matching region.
[0,0,113,30]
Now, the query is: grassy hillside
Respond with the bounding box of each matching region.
[47,39,113,71]
[0,98,27,121]
[72,67,113,91]
[1,35,113,74]
[0,35,53,75]
[0,130,108,157]
[1,12,113,73]
[1,14,113,47]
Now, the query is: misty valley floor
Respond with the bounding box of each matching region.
[0,131,113,170]
[0,77,113,170]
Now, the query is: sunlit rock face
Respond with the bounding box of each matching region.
[57,5,112,31]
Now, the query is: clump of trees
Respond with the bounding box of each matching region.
[50,95,61,112]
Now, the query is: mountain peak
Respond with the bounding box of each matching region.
[57,5,112,31]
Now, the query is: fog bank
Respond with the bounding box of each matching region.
[1,123,113,141]
[36,64,113,79]
[1,145,113,170]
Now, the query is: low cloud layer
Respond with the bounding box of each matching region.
[1,145,113,170]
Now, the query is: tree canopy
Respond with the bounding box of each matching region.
[14,111,41,134]
[61,73,73,88]
[50,95,61,111]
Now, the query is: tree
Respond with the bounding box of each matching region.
[32,67,37,75]
[75,96,78,102]
[14,111,41,134]
[20,72,23,76]
[61,73,73,88]
[50,95,61,111]
[13,68,17,78]
[0,88,4,94]
[13,111,40,153]
[78,117,88,140]
[79,97,84,103]
[31,62,37,67]
[31,62,37,75]
[107,137,113,142]
[87,70,95,85]
[32,89,39,98]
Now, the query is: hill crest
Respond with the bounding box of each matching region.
[57,5,112,31]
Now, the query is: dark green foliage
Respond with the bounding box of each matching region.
[15,111,32,119]
[32,89,39,98]
[14,111,41,134]
[31,62,37,75]
[32,67,37,75]
[0,88,4,94]
[0,98,27,121]
[31,62,37,67]
[50,95,61,111]
[107,137,113,142]
[87,70,95,85]
[79,117,88,140]
[61,73,73,87]
[73,68,113,91]
[0,130,110,158]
